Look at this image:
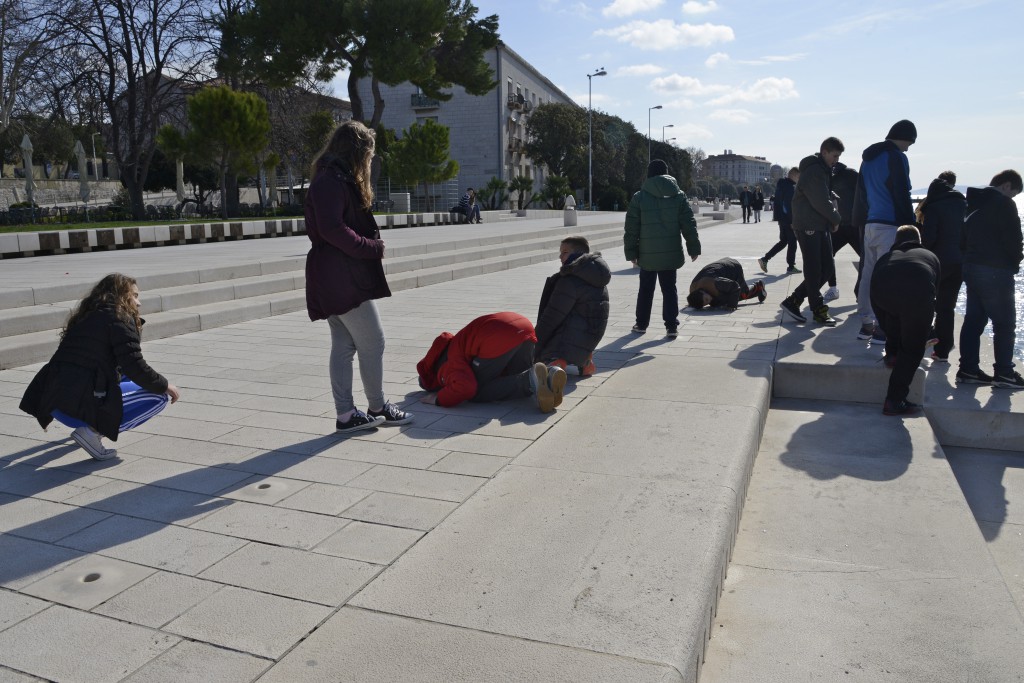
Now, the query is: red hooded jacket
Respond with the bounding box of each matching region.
[416,312,537,407]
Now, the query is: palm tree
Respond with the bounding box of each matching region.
[509,174,535,210]
[481,177,508,210]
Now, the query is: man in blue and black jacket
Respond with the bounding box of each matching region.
[853,119,918,345]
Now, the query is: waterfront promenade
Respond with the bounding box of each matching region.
[0,214,1021,681]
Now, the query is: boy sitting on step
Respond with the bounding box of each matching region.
[534,236,611,377]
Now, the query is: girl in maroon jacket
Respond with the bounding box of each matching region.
[304,121,413,433]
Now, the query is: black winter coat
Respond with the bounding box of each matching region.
[793,153,841,232]
[535,252,611,365]
[961,186,1023,273]
[831,163,859,227]
[20,307,168,440]
[919,179,966,268]
[304,157,390,320]
[773,177,796,226]
[871,239,940,306]
[689,257,750,309]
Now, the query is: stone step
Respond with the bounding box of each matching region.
[0,232,624,370]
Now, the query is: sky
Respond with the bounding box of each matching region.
[335,0,1023,191]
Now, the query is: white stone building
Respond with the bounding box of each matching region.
[704,150,774,187]
[354,41,575,207]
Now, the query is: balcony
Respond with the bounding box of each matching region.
[506,93,526,110]
[411,94,440,109]
[507,137,524,154]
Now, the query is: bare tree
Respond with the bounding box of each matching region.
[57,0,212,218]
[0,0,70,136]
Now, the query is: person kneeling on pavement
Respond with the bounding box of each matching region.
[416,311,567,413]
[534,236,610,377]
[870,225,939,416]
[686,257,767,310]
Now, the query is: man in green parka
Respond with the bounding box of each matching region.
[624,159,702,336]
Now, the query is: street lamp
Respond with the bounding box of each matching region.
[648,105,662,163]
[90,132,101,180]
[662,124,674,142]
[587,67,607,211]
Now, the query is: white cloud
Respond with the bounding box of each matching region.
[595,20,734,50]
[705,52,729,68]
[663,97,697,110]
[650,74,729,96]
[709,108,754,124]
[570,91,615,108]
[602,0,664,17]
[616,64,666,77]
[682,0,718,15]
[671,123,714,142]
[707,77,799,105]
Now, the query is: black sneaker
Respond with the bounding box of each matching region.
[955,369,994,385]
[812,305,837,326]
[631,324,646,334]
[336,410,385,433]
[779,298,806,323]
[992,371,1024,389]
[368,401,414,425]
[666,328,678,338]
[883,398,921,416]
[756,281,767,303]
[856,323,875,340]
[757,257,768,273]
[786,265,802,274]
[869,329,887,345]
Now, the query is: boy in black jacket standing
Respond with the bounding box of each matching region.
[918,171,966,362]
[957,170,1024,388]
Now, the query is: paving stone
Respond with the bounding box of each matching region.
[382,426,457,449]
[0,591,48,633]
[341,491,458,531]
[0,666,43,682]
[217,475,311,504]
[189,501,347,549]
[92,571,222,627]
[20,555,154,609]
[154,402,258,424]
[433,432,533,458]
[316,438,446,469]
[121,641,271,683]
[315,521,425,565]
[0,534,85,589]
[200,542,379,605]
[231,411,335,434]
[344,464,485,502]
[132,415,241,441]
[428,451,511,478]
[211,426,337,454]
[100,457,252,495]
[0,493,111,543]
[163,585,332,659]
[63,479,229,525]
[0,605,178,682]
[277,483,371,516]
[59,515,246,575]
[260,607,678,683]
[0,462,110,502]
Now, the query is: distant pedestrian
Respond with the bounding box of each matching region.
[624,159,702,337]
[416,312,567,413]
[739,185,754,223]
[870,226,939,415]
[751,186,765,222]
[686,257,766,310]
[779,137,845,326]
[304,120,413,433]
[758,168,801,274]
[20,274,181,461]
[459,187,482,224]
[918,171,966,362]
[956,169,1024,388]
[853,119,918,345]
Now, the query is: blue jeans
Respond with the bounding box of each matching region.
[636,269,679,331]
[959,263,1017,376]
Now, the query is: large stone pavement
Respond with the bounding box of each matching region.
[1,215,1022,681]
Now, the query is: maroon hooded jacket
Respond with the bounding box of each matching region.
[304,158,391,320]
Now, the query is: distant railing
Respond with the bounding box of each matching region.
[411,94,440,109]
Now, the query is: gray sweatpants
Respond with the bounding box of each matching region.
[857,222,897,325]
[327,301,385,416]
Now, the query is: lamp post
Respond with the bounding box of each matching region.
[662,124,674,142]
[647,105,662,163]
[90,132,101,180]
[587,67,607,211]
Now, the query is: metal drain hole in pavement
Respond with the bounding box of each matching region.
[257,483,272,490]
[82,573,101,583]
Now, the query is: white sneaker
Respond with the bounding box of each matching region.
[823,286,839,303]
[71,426,118,461]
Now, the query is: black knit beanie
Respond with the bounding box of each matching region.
[886,120,917,143]
[647,159,669,177]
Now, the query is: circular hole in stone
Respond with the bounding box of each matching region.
[82,573,101,583]
[257,483,272,490]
